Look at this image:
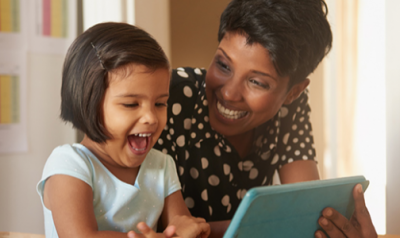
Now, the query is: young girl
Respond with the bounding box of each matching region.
[36,22,210,238]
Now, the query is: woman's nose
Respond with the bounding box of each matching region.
[220,78,242,102]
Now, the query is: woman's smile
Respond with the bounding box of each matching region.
[216,100,248,120]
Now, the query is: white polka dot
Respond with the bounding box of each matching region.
[294,150,301,156]
[238,161,243,171]
[236,190,241,199]
[201,158,209,169]
[299,117,305,122]
[176,135,185,147]
[169,128,174,135]
[177,67,184,71]
[308,149,313,155]
[185,150,189,160]
[283,133,290,145]
[280,107,289,117]
[203,99,208,106]
[201,189,208,201]
[209,206,213,216]
[227,204,232,213]
[198,123,204,129]
[286,145,292,151]
[302,155,308,160]
[191,132,196,138]
[299,130,304,135]
[195,142,201,148]
[221,195,230,206]
[162,148,168,154]
[300,142,305,148]
[288,158,294,163]
[194,68,202,75]
[241,190,247,199]
[171,145,175,151]
[243,161,254,171]
[184,118,191,130]
[305,124,309,130]
[205,132,211,138]
[249,168,258,179]
[282,155,287,161]
[158,138,163,145]
[305,137,310,143]
[192,118,196,124]
[271,154,279,164]
[177,70,189,78]
[225,145,231,153]
[223,164,230,175]
[262,176,267,185]
[261,151,271,160]
[183,86,193,98]
[292,113,297,121]
[172,103,182,115]
[214,146,221,156]
[198,108,203,114]
[208,175,220,186]
[190,168,199,179]
[164,125,168,130]
[292,124,298,130]
[179,166,184,175]
[297,107,301,112]
[204,116,209,122]
[185,197,195,208]
[169,118,174,124]
[229,173,233,182]
[166,134,171,140]
[293,138,299,143]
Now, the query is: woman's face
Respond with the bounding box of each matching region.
[205,32,293,138]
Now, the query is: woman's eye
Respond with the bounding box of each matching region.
[216,60,230,72]
[250,79,270,89]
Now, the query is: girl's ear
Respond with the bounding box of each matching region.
[283,78,310,105]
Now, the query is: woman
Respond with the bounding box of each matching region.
[154,0,377,237]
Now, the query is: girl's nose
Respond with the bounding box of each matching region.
[139,107,158,125]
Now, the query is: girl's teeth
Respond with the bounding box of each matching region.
[217,101,247,119]
[134,133,151,137]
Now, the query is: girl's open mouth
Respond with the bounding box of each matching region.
[128,133,151,154]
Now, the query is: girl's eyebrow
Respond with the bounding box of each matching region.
[115,93,169,98]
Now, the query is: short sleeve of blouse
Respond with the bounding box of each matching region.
[275,89,316,167]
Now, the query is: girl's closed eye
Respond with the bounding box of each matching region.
[123,103,139,108]
[156,102,168,107]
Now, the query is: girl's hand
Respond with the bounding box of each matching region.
[169,215,210,238]
[315,184,378,238]
[127,222,177,238]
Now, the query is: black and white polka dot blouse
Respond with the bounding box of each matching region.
[154,67,316,222]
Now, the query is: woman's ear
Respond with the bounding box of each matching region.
[284,78,310,105]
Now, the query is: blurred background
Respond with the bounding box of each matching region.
[0,0,398,235]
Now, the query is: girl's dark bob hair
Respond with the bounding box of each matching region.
[60,22,170,143]
[218,0,332,89]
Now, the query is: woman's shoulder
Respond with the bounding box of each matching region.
[171,67,207,88]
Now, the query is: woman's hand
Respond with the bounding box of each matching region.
[315,184,377,238]
[169,215,210,238]
[127,222,176,238]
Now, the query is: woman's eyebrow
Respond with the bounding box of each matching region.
[115,93,170,98]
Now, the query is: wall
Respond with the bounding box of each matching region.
[169,0,231,69]
[0,53,76,234]
[385,0,400,234]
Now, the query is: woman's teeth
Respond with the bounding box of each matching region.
[217,101,247,119]
[134,133,151,137]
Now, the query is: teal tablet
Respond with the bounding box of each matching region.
[223,175,369,238]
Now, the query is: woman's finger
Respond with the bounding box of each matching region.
[352,184,377,237]
[319,209,352,238]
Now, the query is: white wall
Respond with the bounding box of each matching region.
[0,53,76,234]
[385,0,400,234]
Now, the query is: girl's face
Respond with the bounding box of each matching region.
[206,32,302,138]
[97,64,170,169]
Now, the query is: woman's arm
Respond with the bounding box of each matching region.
[44,174,132,238]
[279,159,320,184]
